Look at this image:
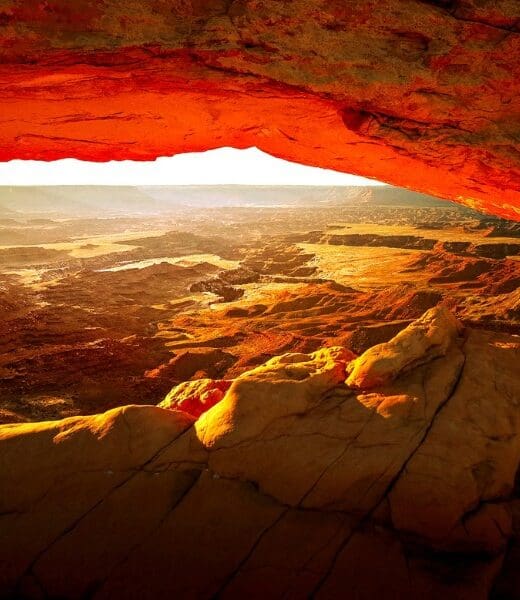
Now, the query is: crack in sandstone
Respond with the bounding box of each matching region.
[310,339,468,595]
[205,386,349,456]
[296,408,379,509]
[458,498,514,541]
[448,12,520,35]
[382,342,467,506]
[17,472,138,599]
[87,469,203,600]
[219,514,348,599]
[13,419,194,595]
[212,506,290,599]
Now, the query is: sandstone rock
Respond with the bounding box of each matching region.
[316,526,504,600]
[346,306,461,389]
[0,405,194,595]
[94,472,284,600]
[1,2,520,219]
[159,378,232,418]
[196,346,355,452]
[199,341,464,512]
[389,329,520,554]
[0,324,519,598]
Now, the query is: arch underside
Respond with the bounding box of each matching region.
[1,0,519,220]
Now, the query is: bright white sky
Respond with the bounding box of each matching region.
[0,147,383,186]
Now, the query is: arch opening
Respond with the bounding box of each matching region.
[1,2,520,597]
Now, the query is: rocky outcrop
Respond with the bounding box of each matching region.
[346,306,461,389]
[159,378,232,418]
[1,309,519,598]
[1,2,520,219]
[0,405,195,597]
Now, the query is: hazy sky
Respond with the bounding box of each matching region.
[0,147,384,186]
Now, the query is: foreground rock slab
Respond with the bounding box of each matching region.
[1,312,519,598]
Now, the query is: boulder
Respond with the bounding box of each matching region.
[346,306,461,389]
[159,378,232,418]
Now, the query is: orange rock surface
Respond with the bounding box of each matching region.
[1,1,520,219]
[346,305,461,389]
[159,378,232,417]
[1,310,519,598]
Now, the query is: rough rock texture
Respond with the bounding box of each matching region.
[1,1,520,219]
[159,378,232,418]
[0,405,195,597]
[346,305,461,389]
[1,310,519,599]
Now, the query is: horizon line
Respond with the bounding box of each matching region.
[0,182,388,188]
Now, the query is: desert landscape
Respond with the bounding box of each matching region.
[1,185,518,425]
[2,0,520,597]
[1,184,519,598]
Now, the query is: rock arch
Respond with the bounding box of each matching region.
[1,0,519,219]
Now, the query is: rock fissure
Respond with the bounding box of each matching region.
[10,412,194,594]
[306,340,468,594]
[212,507,291,599]
[88,469,203,600]
[15,470,138,598]
[296,407,380,509]
[448,12,520,34]
[384,345,466,495]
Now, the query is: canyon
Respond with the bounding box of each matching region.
[0,185,519,598]
[1,186,519,424]
[1,1,520,595]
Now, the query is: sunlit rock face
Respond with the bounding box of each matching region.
[1,1,519,219]
[346,306,461,389]
[1,309,520,599]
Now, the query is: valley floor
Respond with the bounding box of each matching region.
[0,195,519,423]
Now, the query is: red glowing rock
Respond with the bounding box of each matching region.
[159,378,232,418]
[0,1,519,219]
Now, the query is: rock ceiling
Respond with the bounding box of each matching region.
[1,1,519,219]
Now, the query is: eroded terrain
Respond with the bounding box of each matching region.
[1,186,519,423]
[1,185,520,599]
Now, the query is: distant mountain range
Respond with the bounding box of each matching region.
[0,185,451,218]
